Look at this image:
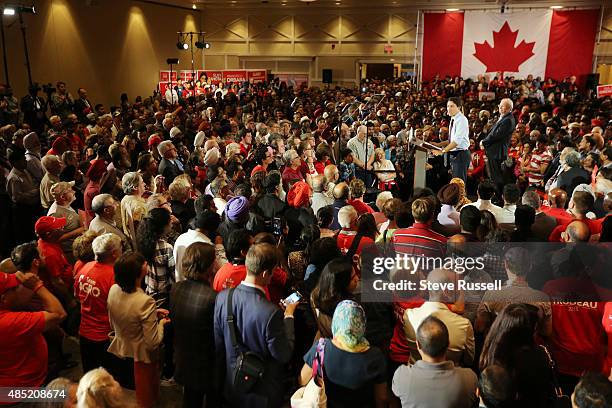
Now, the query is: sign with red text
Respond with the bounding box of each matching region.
[223,70,248,83]
[248,70,267,83]
[596,84,612,98]
[159,70,177,83]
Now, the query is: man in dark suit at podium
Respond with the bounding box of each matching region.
[481,98,516,194]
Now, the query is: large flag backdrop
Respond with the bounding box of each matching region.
[422,9,600,83]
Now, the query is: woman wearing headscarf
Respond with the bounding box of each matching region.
[449,177,472,210]
[299,300,388,408]
[285,180,316,250]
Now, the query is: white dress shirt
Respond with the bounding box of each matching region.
[173,229,227,282]
[464,199,506,224]
[449,112,470,151]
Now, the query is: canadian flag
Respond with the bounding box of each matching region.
[422,9,600,83]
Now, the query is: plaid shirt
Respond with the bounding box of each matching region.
[145,239,176,302]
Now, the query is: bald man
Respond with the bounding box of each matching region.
[561,220,591,243]
[481,98,516,193]
[542,188,573,226]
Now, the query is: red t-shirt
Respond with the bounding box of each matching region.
[389,298,426,363]
[347,199,375,214]
[282,166,305,189]
[0,310,47,389]
[74,261,115,342]
[38,239,73,287]
[213,263,247,292]
[547,218,603,242]
[336,231,375,255]
[602,302,612,376]
[540,206,573,226]
[543,278,607,376]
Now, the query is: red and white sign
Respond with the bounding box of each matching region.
[248,70,267,83]
[222,70,248,83]
[597,85,612,98]
[159,70,178,82]
[179,70,197,82]
[422,9,599,82]
[275,73,309,87]
[197,70,223,84]
[158,82,176,95]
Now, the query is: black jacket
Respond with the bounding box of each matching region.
[158,158,183,187]
[482,113,516,160]
[557,167,590,196]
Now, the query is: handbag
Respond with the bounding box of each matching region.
[227,288,266,394]
[290,338,327,408]
[540,345,572,408]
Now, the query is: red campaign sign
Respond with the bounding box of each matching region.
[179,71,196,81]
[159,82,176,95]
[197,70,223,84]
[597,84,612,98]
[248,70,267,83]
[223,70,248,83]
[160,70,178,82]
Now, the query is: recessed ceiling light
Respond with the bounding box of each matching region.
[335,1,341,4]
[299,0,317,3]
[550,5,563,9]
[446,8,460,11]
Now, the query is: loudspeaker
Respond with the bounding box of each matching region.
[166,58,179,64]
[586,73,599,90]
[322,69,333,84]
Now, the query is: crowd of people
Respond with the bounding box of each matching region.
[0,71,612,408]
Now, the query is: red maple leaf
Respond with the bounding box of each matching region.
[473,22,535,73]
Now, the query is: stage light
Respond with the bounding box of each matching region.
[192,3,197,9]
[550,5,563,9]
[3,8,15,15]
[177,41,189,50]
[446,8,460,11]
[204,42,210,49]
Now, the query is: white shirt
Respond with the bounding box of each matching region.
[464,199,506,224]
[497,204,517,224]
[172,229,228,282]
[437,204,460,228]
[311,192,333,215]
[405,301,475,367]
[165,88,179,105]
[449,112,470,151]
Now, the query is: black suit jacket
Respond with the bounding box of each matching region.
[214,284,295,408]
[158,158,183,186]
[557,167,590,196]
[73,98,92,122]
[482,113,516,160]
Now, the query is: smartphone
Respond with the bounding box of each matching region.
[281,291,302,306]
[272,217,283,236]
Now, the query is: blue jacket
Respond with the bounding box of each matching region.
[214,284,295,408]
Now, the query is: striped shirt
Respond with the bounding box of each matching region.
[527,149,553,186]
[392,223,448,258]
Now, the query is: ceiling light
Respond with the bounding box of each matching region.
[550,5,563,9]
[446,8,460,11]
[3,7,15,15]
[192,3,197,9]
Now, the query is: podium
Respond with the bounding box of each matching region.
[413,145,429,191]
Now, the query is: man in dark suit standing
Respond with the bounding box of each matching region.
[481,98,516,194]
[157,140,184,187]
[214,243,297,408]
[73,88,93,123]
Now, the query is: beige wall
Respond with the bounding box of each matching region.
[3,0,202,107]
[2,1,611,108]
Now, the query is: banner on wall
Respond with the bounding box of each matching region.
[597,85,612,98]
[161,69,270,86]
[222,70,248,83]
[159,71,178,83]
[248,70,267,83]
[274,73,309,87]
[422,9,599,82]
